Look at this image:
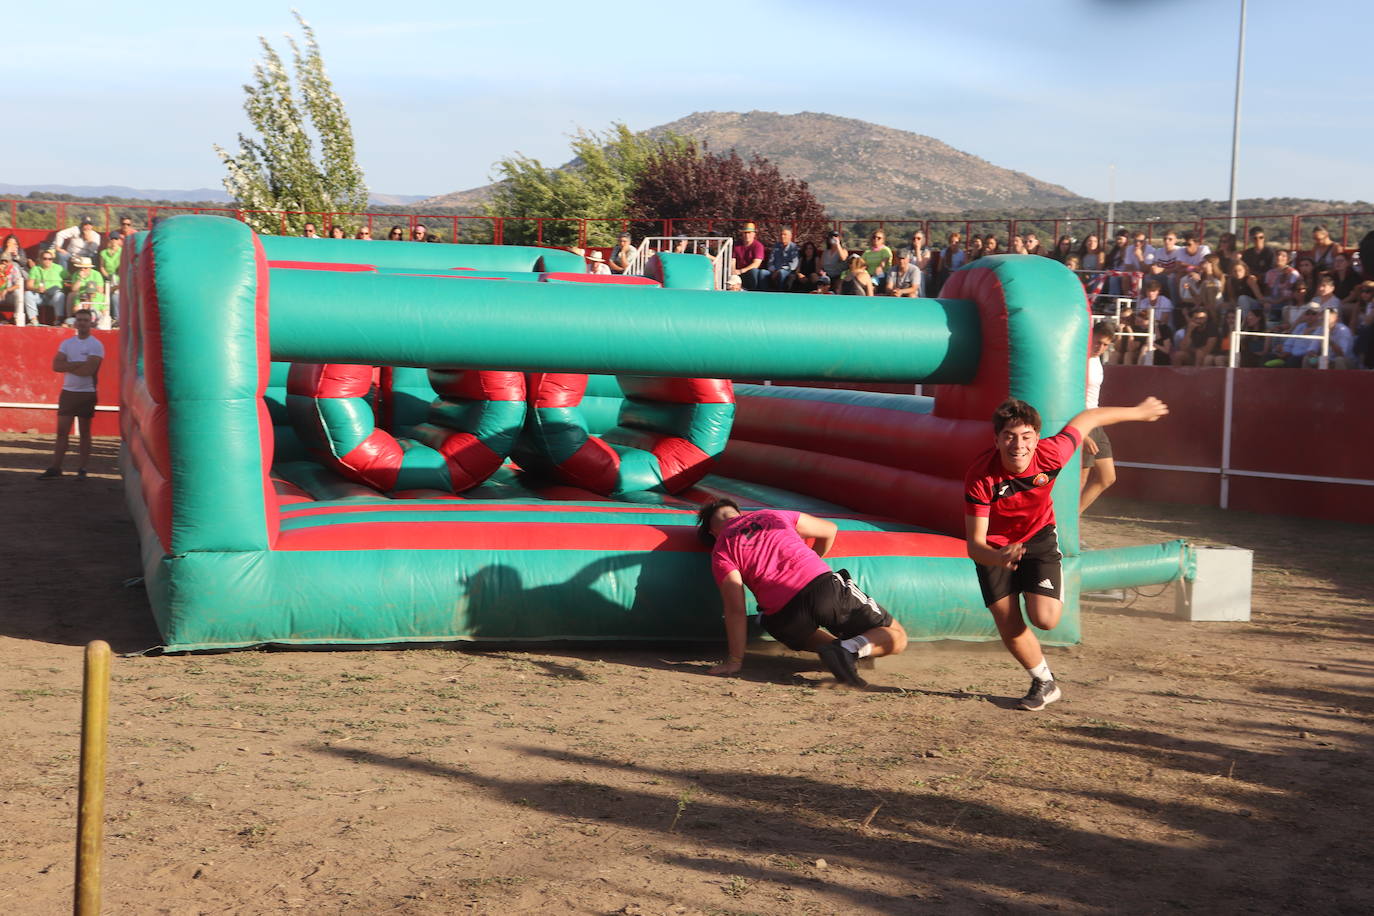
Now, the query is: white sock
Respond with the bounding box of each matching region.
[840,636,872,658]
[1027,660,1052,682]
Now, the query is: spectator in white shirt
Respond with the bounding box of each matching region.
[586,251,611,275]
[1123,231,1155,274]
[52,218,101,271]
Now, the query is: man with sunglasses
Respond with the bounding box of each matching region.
[25,249,66,325]
[1241,227,1274,278]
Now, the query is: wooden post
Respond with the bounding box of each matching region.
[74,640,111,916]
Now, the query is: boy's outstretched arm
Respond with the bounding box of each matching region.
[1066,397,1168,440]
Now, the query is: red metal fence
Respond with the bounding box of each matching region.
[5,199,1372,253]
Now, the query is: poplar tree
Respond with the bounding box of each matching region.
[488,124,691,246]
[215,11,368,234]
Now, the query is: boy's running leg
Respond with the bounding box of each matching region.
[988,594,1062,710]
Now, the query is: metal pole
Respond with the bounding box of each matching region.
[1106,164,1116,237]
[1221,365,1235,509]
[75,640,111,916]
[1228,0,1248,234]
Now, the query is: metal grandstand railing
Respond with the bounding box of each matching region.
[4,199,1372,253]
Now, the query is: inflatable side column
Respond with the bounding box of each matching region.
[127,215,278,646]
[937,255,1090,642]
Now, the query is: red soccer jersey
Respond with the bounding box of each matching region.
[963,427,1081,547]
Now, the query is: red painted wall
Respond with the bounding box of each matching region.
[0,327,122,435]
[1102,365,1374,524]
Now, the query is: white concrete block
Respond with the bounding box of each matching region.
[1175,545,1252,622]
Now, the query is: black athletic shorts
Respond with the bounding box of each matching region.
[1082,426,1113,468]
[57,389,98,419]
[761,569,894,651]
[975,523,1063,606]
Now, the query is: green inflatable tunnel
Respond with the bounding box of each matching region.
[119,216,1189,652]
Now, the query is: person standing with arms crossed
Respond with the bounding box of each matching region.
[39,308,104,480]
[964,395,1168,709]
[1080,320,1119,513]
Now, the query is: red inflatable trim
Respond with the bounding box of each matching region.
[287,363,375,399]
[139,240,166,403]
[274,518,967,557]
[267,260,378,272]
[652,437,712,492]
[428,369,526,402]
[277,520,698,552]
[717,440,967,537]
[620,377,735,404]
[430,430,501,492]
[556,436,621,494]
[128,377,170,476]
[272,477,315,506]
[130,434,172,552]
[933,267,1010,422]
[388,272,509,281]
[251,234,279,547]
[279,500,692,520]
[732,395,986,481]
[337,428,403,492]
[528,372,588,409]
[540,272,661,286]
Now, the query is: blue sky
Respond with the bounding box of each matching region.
[9,0,1371,206]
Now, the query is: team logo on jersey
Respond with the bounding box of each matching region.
[1031,473,1050,487]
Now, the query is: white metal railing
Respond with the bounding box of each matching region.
[631,237,735,289]
[1103,297,1157,366]
[1227,306,1332,369]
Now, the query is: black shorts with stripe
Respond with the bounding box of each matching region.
[760,569,894,651]
[975,523,1063,606]
[57,389,98,419]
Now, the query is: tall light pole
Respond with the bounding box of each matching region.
[1106,163,1116,238]
[1228,0,1248,234]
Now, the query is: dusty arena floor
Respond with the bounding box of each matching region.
[2,431,1372,915]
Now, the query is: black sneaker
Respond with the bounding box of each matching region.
[818,642,867,687]
[76,468,88,480]
[1018,677,1062,711]
[37,467,62,480]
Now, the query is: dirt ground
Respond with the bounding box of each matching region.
[1,430,1372,916]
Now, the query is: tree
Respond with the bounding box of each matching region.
[215,11,368,235]
[486,124,691,246]
[630,146,829,243]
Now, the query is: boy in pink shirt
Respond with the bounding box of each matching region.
[698,499,908,685]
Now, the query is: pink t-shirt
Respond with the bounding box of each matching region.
[710,510,831,614]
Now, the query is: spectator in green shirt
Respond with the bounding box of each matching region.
[99,234,124,325]
[25,249,67,324]
[65,257,108,326]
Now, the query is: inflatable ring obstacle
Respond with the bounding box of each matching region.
[517,373,734,497]
[287,363,526,493]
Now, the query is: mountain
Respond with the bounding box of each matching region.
[0,184,430,208]
[0,183,234,204]
[416,110,1091,215]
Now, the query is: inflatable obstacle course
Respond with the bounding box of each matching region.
[120,215,1191,652]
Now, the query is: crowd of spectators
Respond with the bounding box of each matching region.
[7,215,1373,371]
[1083,224,1372,370]
[0,217,454,327]
[707,220,1372,370]
[2,215,140,327]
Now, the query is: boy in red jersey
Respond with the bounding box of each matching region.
[697,500,908,686]
[965,396,1168,710]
